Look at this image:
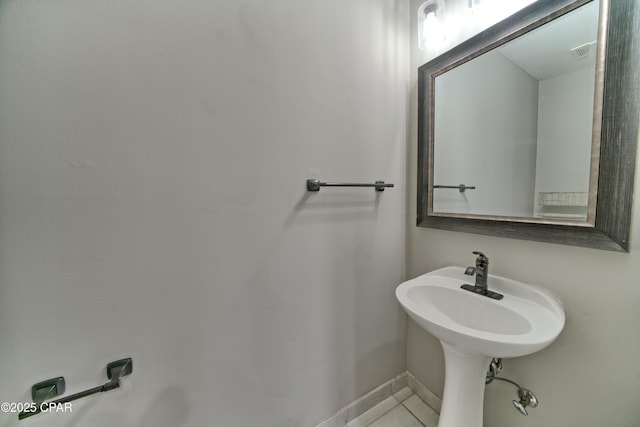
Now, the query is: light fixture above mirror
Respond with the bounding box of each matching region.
[418,0,446,50]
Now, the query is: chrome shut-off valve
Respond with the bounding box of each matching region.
[512,388,538,415]
[485,358,538,416]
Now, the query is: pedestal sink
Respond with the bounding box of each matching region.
[396,266,565,427]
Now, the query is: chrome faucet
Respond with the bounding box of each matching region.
[461,251,503,300]
[465,251,489,290]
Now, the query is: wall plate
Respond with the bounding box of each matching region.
[31,377,65,403]
[106,358,132,380]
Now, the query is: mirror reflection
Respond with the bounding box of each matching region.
[431,0,599,221]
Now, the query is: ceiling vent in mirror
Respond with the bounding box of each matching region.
[570,41,596,60]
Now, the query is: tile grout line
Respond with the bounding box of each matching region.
[313,371,441,427]
[356,396,402,427]
[398,402,428,427]
[398,400,427,427]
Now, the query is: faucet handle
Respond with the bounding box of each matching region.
[472,250,487,259]
[472,251,488,263]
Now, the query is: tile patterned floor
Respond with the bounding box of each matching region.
[344,387,439,427]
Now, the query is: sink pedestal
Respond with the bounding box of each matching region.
[438,343,491,427]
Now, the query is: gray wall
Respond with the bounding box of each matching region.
[433,50,538,217]
[0,1,408,426]
[409,0,640,426]
[534,66,595,209]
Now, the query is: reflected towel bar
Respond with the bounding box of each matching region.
[18,358,132,420]
[433,184,476,193]
[306,179,394,192]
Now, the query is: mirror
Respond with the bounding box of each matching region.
[433,0,598,221]
[417,0,639,252]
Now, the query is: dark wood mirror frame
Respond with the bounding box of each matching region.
[417,0,639,252]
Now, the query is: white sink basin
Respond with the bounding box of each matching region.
[396,266,565,357]
[396,266,565,427]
